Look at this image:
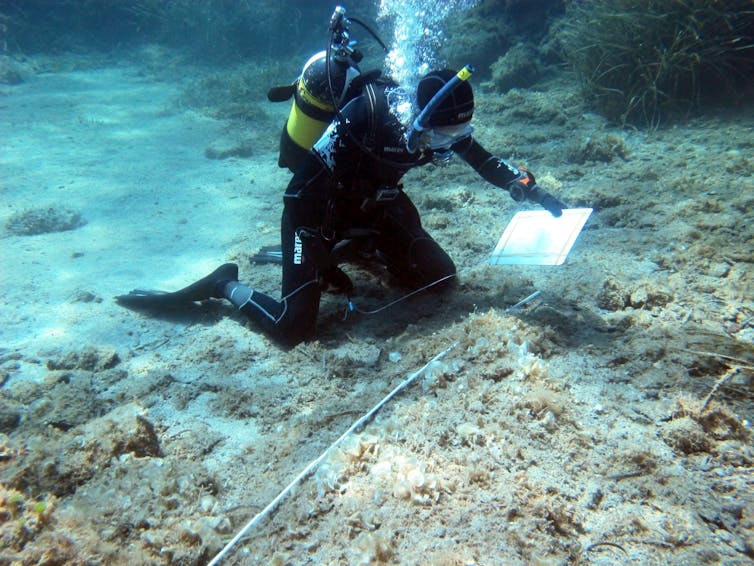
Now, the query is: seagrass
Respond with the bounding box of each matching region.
[559,0,754,127]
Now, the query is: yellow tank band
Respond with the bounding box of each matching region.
[298,80,334,113]
[286,100,329,150]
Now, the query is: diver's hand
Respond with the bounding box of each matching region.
[322,266,353,295]
[527,184,565,217]
[538,191,566,217]
[507,172,564,217]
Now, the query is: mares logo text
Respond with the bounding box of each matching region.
[294,234,303,265]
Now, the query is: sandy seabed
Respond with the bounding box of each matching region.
[1,52,753,565]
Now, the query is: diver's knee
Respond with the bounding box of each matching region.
[410,237,456,288]
[433,270,457,293]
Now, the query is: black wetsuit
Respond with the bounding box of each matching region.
[231,80,527,347]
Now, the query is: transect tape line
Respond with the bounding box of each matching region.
[208,343,458,565]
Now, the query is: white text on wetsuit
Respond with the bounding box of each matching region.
[294,233,303,265]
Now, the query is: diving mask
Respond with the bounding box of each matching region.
[428,122,473,150]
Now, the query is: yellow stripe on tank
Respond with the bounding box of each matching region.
[286,101,329,150]
[297,80,334,113]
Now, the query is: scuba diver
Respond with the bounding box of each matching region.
[116,7,565,348]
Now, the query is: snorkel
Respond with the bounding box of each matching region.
[405,65,474,153]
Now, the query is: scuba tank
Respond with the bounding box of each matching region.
[267,6,474,172]
[268,6,386,173]
[271,49,361,172]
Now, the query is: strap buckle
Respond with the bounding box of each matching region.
[374,186,401,201]
[359,185,402,211]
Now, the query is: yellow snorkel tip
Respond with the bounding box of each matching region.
[456,65,474,82]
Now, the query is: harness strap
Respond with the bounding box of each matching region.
[363,82,378,150]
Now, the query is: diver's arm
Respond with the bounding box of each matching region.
[453,137,519,185]
[283,170,353,295]
[453,137,564,217]
[296,227,353,294]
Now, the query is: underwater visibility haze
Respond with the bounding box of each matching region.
[1,0,753,564]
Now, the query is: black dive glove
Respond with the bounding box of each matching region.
[507,171,565,218]
[322,265,353,295]
[296,228,354,295]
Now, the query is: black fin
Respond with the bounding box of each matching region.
[250,245,283,265]
[116,263,238,311]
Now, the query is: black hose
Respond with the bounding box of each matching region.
[325,17,419,168]
[349,16,389,53]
